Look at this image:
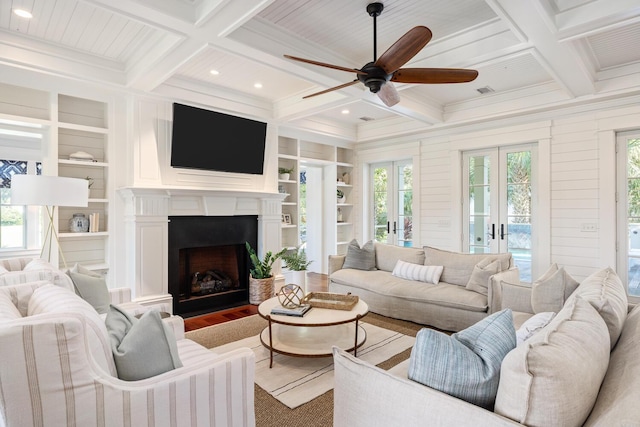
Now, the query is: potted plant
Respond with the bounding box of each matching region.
[337,188,345,204]
[246,242,287,305]
[278,167,294,181]
[281,246,312,293]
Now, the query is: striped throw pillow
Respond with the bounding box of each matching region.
[408,309,516,409]
[392,260,443,284]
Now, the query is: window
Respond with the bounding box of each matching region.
[0,160,41,249]
[617,130,640,297]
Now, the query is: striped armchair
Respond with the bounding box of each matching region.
[0,282,255,427]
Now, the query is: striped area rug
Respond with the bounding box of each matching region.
[211,322,415,409]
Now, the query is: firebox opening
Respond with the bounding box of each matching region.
[168,215,258,317]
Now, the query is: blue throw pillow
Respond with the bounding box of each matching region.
[408,309,516,409]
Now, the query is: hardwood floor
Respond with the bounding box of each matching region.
[183,272,329,332]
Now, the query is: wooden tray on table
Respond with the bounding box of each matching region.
[301,292,359,311]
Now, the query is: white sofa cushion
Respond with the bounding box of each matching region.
[423,247,512,287]
[408,309,516,409]
[27,284,117,376]
[515,312,555,345]
[531,263,579,313]
[495,297,610,427]
[584,304,640,426]
[330,269,488,312]
[568,267,628,349]
[392,260,442,284]
[0,291,21,320]
[375,243,425,272]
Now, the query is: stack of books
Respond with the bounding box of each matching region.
[270,304,311,317]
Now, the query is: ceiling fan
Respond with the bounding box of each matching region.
[284,2,479,107]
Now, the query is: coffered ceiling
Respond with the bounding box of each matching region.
[1,0,639,142]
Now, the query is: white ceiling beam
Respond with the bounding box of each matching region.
[487,0,595,98]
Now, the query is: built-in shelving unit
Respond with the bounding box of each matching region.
[56,94,110,272]
[0,82,112,275]
[277,136,355,259]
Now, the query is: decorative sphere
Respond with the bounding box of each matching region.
[277,284,305,308]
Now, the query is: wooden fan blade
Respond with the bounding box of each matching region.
[377,82,400,107]
[302,80,360,99]
[284,55,367,75]
[375,26,432,74]
[391,68,479,84]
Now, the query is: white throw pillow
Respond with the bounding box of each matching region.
[23,258,56,271]
[515,312,555,345]
[392,260,443,284]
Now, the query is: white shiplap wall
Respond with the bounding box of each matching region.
[550,113,601,281]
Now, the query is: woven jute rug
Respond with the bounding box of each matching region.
[185,313,425,427]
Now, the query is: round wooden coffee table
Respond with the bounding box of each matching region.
[257,296,369,368]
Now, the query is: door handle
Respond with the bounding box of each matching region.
[387,221,390,233]
[500,224,507,240]
[489,223,495,240]
[393,221,397,234]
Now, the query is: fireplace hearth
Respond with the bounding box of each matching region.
[168,215,258,317]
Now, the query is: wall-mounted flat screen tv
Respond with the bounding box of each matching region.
[170,103,267,175]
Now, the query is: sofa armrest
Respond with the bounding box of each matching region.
[488,268,520,314]
[499,281,534,314]
[333,348,521,427]
[329,255,346,276]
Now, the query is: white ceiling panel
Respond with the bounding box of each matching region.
[587,21,640,70]
[406,53,553,105]
[258,0,497,66]
[174,47,315,101]
[313,101,397,125]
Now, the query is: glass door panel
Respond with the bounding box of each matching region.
[371,161,413,247]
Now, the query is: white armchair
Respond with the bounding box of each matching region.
[0,282,255,427]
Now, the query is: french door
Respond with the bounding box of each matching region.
[463,145,536,282]
[372,160,413,247]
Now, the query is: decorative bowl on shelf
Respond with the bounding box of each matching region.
[69,151,94,161]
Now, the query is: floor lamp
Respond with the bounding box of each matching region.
[11,175,88,269]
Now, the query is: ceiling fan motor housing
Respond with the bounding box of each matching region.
[358,62,391,93]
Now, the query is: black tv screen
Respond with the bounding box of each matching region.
[170,103,267,175]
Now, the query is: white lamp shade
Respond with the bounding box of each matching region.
[11,175,88,207]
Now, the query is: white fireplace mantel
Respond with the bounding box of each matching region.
[117,187,286,311]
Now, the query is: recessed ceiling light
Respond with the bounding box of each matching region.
[13,9,33,18]
[341,109,350,115]
[254,83,263,89]
[209,69,220,75]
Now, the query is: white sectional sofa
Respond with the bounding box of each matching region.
[329,243,519,331]
[332,267,639,427]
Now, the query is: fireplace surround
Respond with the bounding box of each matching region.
[119,188,284,318]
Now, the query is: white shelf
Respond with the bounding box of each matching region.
[278,179,296,184]
[58,121,108,134]
[337,222,352,226]
[58,231,109,238]
[282,202,297,206]
[281,224,297,229]
[88,198,109,203]
[58,159,108,168]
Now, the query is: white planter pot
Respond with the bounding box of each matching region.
[279,173,290,180]
[285,270,308,294]
[337,196,345,204]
